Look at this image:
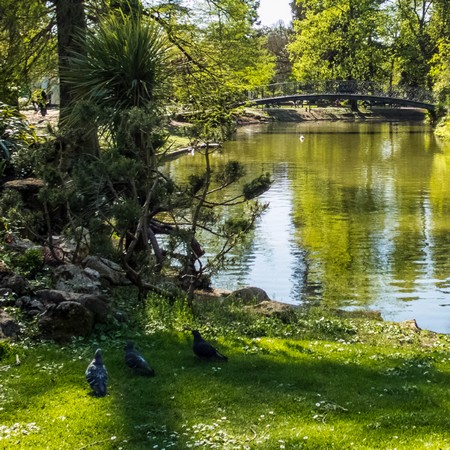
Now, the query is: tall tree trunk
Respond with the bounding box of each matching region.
[55,0,86,125]
[54,0,99,163]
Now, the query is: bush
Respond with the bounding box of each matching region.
[0,102,39,178]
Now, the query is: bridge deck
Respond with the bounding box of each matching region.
[250,93,435,111]
[246,81,435,111]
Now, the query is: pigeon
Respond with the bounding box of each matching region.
[85,348,108,397]
[192,330,228,361]
[124,342,155,376]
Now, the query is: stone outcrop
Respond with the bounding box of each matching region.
[82,256,129,286]
[0,273,29,296]
[0,310,20,339]
[52,264,102,295]
[35,289,113,341]
[38,301,95,342]
[227,286,271,303]
[244,300,295,323]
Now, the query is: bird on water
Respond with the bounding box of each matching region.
[85,348,108,397]
[192,330,228,361]
[124,341,155,376]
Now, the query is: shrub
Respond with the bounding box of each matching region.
[0,102,39,178]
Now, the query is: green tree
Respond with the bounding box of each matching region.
[289,0,391,82]
[56,11,271,300]
[0,0,55,105]
[260,22,294,84]
[394,0,434,87]
[429,39,450,105]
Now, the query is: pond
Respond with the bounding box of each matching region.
[166,120,450,333]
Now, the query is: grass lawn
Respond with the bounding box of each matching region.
[1,296,450,449]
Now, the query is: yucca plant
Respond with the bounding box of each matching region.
[63,12,172,157]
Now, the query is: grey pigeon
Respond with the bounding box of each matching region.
[85,348,108,397]
[192,330,228,361]
[124,342,155,376]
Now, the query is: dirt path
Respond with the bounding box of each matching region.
[22,107,59,136]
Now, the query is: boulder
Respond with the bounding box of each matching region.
[49,227,91,263]
[15,295,45,313]
[228,286,270,304]
[38,301,95,341]
[0,310,21,339]
[52,264,102,295]
[244,300,296,323]
[0,273,29,296]
[35,289,112,324]
[35,289,67,305]
[82,256,129,285]
[78,295,112,323]
[2,178,45,210]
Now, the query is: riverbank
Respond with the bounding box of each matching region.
[238,106,427,124]
[2,293,450,449]
[22,105,428,133]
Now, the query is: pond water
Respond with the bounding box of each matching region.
[166,120,450,333]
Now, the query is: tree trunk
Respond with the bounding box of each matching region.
[55,0,86,124]
[54,0,99,163]
[350,98,359,112]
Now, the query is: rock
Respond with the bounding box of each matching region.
[15,296,44,315]
[400,319,421,332]
[35,289,67,305]
[82,256,129,285]
[38,301,95,341]
[3,178,45,211]
[228,286,270,304]
[0,273,29,296]
[35,289,112,324]
[49,227,91,263]
[0,288,16,307]
[6,237,42,253]
[244,300,296,323]
[27,299,46,315]
[52,264,102,295]
[0,310,20,339]
[78,295,112,323]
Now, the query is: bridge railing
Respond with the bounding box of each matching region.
[247,80,435,104]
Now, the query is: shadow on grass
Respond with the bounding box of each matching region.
[108,331,450,449]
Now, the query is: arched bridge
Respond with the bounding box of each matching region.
[246,80,436,111]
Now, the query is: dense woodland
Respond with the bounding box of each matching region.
[0,0,449,300]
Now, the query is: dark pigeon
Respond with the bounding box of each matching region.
[192,330,228,361]
[124,341,155,376]
[85,348,108,397]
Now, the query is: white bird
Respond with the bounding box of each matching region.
[299,135,305,142]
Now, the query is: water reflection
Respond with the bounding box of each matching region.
[165,121,450,333]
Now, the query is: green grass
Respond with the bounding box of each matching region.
[2,296,450,449]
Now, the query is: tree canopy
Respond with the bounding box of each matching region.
[288,0,450,101]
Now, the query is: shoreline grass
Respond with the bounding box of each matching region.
[1,295,450,449]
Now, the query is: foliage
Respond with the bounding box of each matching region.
[0,103,39,177]
[0,0,56,105]
[11,248,44,278]
[289,0,391,82]
[259,22,294,84]
[429,39,450,106]
[63,12,172,143]
[44,9,272,300]
[243,172,272,200]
